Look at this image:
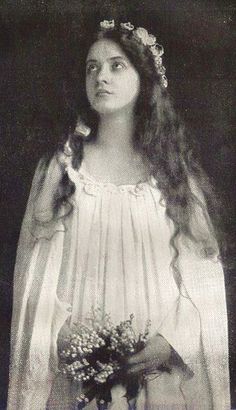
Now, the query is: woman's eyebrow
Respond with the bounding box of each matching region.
[86,59,97,65]
[109,56,127,61]
[86,56,127,64]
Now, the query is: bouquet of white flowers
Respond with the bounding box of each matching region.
[59,308,151,409]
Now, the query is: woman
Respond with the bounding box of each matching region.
[8,20,230,409]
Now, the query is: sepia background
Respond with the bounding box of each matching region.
[0,0,235,408]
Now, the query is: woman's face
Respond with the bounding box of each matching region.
[86,39,140,115]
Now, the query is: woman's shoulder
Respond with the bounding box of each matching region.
[24,153,70,242]
[32,151,73,194]
[30,154,61,196]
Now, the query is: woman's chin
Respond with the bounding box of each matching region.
[92,103,134,117]
[93,104,121,115]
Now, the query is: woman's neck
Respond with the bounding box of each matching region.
[83,109,150,185]
[96,109,135,153]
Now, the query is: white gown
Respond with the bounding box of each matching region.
[7,157,230,410]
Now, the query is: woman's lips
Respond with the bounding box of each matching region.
[96,90,112,96]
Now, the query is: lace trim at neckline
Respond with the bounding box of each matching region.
[66,164,157,196]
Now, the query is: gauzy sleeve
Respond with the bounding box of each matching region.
[8,157,71,410]
[10,158,48,352]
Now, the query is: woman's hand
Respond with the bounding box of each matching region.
[126,334,172,375]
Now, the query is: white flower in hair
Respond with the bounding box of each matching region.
[150,44,164,57]
[154,56,163,66]
[146,34,156,46]
[120,22,134,31]
[162,76,168,88]
[100,19,115,29]
[158,65,166,75]
[98,19,168,88]
[134,27,156,46]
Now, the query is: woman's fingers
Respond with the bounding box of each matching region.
[127,362,147,374]
[127,335,171,367]
[127,358,160,375]
[128,350,147,366]
[127,342,157,365]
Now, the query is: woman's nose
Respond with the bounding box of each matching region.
[96,64,110,84]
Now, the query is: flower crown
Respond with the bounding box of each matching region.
[99,20,168,88]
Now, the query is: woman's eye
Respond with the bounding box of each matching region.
[86,64,98,74]
[112,61,125,70]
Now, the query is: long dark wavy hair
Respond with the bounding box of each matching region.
[38,24,223,278]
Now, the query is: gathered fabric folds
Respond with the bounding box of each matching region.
[8,158,230,410]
